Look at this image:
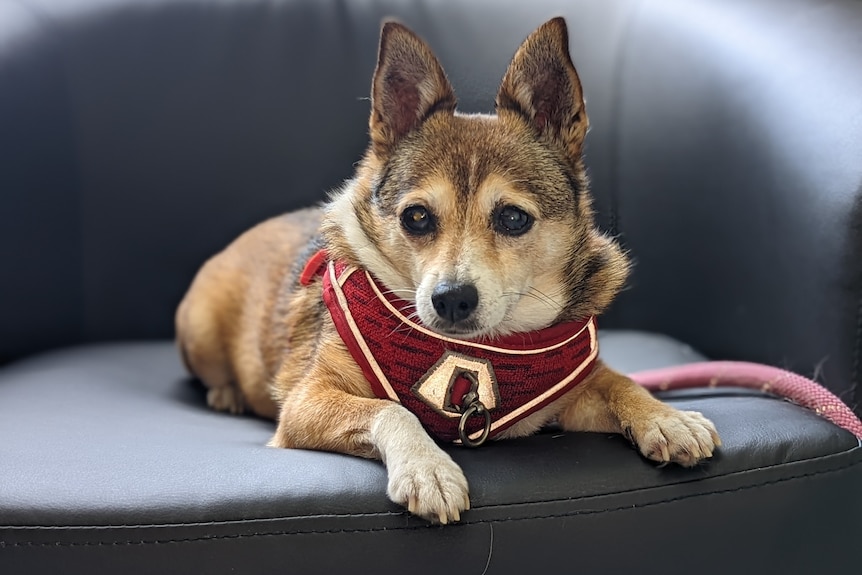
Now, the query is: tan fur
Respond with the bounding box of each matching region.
[176,18,720,524]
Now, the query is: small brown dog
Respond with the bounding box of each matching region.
[176,17,720,524]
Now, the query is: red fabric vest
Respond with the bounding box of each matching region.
[302,251,598,444]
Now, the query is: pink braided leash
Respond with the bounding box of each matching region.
[628,361,862,439]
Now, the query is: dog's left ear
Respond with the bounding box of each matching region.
[496,17,588,160]
[369,21,457,158]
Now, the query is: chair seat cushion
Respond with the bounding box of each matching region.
[1,332,860,574]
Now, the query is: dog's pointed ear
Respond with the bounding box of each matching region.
[496,18,588,159]
[369,21,457,157]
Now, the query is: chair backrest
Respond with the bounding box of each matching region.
[2,0,860,412]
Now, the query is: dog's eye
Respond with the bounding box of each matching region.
[494,205,533,236]
[401,205,435,235]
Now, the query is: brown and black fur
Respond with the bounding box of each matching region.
[176,18,719,524]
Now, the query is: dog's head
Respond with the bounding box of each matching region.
[324,18,629,339]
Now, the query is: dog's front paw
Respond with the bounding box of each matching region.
[387,449,470,524]
[627,408,721,467]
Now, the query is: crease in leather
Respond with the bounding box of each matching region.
[3,446,859,546]
[602,0,642,240]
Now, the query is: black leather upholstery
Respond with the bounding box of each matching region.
[0,0,862,410]
[3,0,860,409]
[2,336,860,574]
[2,0,861,573]
[607,0,862,405]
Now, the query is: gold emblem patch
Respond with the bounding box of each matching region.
[411,351,500,417]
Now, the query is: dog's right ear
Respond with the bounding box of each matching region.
[496,18,589,161]
[369,22,456,158]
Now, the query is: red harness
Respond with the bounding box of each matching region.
[302,251,598,445]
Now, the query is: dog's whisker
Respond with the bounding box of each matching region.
[389,309,425,339]
[379,287,417,299]
[528,287,565,310]
[380,287,416,295]
[391,324,420,340]
[501,288,563,312]
[404,311,424,325]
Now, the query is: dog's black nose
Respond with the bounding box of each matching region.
[431,282,479,323]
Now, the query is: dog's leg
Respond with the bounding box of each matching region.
[558,361,721,466]
[176,296,246,415]
[269,367,470,523]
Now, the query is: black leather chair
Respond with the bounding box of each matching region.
[2,0,861,573]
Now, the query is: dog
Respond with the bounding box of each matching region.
[175,17,720,524]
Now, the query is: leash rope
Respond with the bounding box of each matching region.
[630,361,862,439]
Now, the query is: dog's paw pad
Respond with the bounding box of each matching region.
[207,386,245,415]
[629,409,720,467]
[387,452,470,524]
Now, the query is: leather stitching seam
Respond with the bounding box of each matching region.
[3,456,859,548]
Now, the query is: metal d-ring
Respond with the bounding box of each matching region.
[458,400,492,448]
